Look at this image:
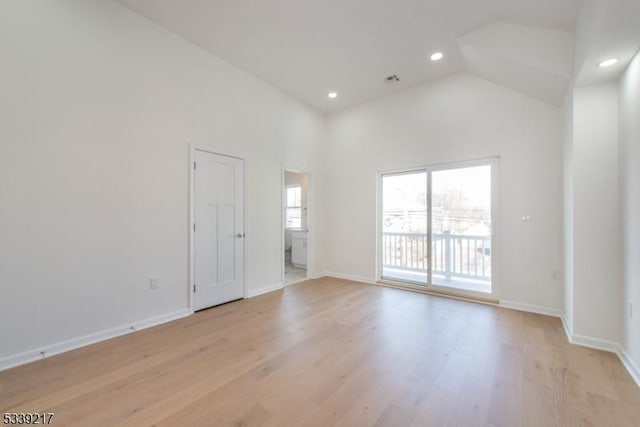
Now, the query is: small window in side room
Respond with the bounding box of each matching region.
[286,185,302,229]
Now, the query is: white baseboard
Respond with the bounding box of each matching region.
[567,335,640,388]
[560,313,621,352]
[568,333,620,353]
[618,346,640,388]
[247,283,283,298]
[561,316,640,388]
[131,309,192,332]
[561,315,574,340]
[284,278,309,287]
[323,272,379,286]
[0,309,192,372]
[499,300,562,318]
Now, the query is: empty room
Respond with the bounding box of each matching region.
[1,0,640,426]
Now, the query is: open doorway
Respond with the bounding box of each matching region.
[283,170,309,284]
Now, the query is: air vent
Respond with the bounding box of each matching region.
[384,75,400,84]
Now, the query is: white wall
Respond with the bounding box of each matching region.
[322,74,564,311]
[619,51,640,371]
[0,0,323,361]
[571,83,619,342]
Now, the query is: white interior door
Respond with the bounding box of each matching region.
[193,150,244,310]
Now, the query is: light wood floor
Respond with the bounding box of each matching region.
[2,277,640,426]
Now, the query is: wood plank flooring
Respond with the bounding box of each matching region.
[2,277,639,426]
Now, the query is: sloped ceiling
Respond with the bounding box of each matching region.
[459,23,574,105]
[119,0,582,111]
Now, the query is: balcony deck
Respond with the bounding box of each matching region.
[382,267,491,294]
[382,231,492,294]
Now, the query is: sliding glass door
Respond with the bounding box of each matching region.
[381,171,428,284]
[380,160,496,298]
[431,165,492,294]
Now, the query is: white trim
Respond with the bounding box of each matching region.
[490,158,501,300]
[375,173,383,282]
[131,309,192,331]
[499,300,562,318]
[189,146,196,312]
[243,156,249,299]
[427,170,433,285]
[306,171,315,278]
[561,315,574,340]
[618,346,640,388]
[323,272,379,286]
[189,145,248,313]
[281,167,286,285]
[568,333,620,353]
[377,155,501,177]
[0,309,191,372]
[561,315,639,388]
[284,278,309,287]
[247,283,283,298]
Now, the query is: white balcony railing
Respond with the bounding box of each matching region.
[382,232,491,282]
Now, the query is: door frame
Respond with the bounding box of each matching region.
[189,145,248,313]
[281,167,313,286]
[376,156,500,301]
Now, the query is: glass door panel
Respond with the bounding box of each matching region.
[381,172,428,284]
[430,165,492,293]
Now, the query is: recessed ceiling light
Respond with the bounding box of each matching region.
[598,58,618,68]
[430,52,444,62]
[328,92,338,99]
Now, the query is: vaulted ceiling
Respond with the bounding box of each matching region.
[118,0,633,112]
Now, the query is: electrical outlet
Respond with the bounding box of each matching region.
[552,271,560,280]
[149,278,159,290]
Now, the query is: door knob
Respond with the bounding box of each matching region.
[236,233,245,238]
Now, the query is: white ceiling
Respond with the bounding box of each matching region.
[575,0,640,86]
[119,0,583,111]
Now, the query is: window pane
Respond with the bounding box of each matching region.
[286,207,302,229]
[287,186,302,208]
[431,165,491,293]
[381,172,428,284]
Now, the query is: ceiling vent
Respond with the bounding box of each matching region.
[384,75,400,84]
